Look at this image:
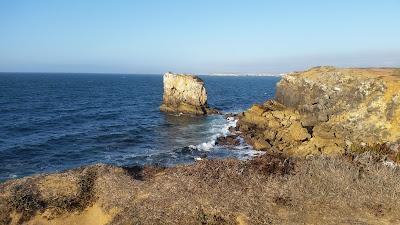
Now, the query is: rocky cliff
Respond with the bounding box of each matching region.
[160,72,218,115]
[238,66,400,157]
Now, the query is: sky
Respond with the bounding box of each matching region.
[0,0,399,74]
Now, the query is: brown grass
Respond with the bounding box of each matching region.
[1,154,400,225]
[349,143,400,163]
[350,143,392,155]
[0,167,97,224]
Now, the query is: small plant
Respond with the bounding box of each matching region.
[196,207,228,225]
[197,207,208,225]
[350,143,391,156]
[9,182,45,223]
[388,147,400,164]
[76,169,97,209]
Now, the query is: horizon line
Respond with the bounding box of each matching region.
[1,66,399,76]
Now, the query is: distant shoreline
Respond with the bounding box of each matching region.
[206,73,283,77]
[0,72,283,77]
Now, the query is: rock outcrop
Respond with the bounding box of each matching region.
[160,72,218,115]
[238,66,400,157]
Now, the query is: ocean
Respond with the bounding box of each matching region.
[0,73,280,181]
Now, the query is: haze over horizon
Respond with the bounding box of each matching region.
[0,0,399,74]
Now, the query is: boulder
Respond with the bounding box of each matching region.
[287,122,310,141]
[160,72,218,115]
[215,135,240,146]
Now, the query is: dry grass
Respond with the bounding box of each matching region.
[0,167,97,224]
[1,154,400,225]
[350,143,392,155]
[349,143,400,163]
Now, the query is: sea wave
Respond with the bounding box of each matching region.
[187,115,265,161]
[189,116,237,151]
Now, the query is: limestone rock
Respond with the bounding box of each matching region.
[251,138,271,151]
[276,66,400,144]
[238,67,400,157]
[287,122,310,141]
[160,72,218,115]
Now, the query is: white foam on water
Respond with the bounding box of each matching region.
[235,149,265,160]
[8,174,18,179]
[189,115,266,161]
[190,116,237,151]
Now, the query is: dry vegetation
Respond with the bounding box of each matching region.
[349,143,400,163]
[1,153,400,225]
[0,167,98,224]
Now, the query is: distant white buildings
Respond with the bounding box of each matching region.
[207,73,283,77]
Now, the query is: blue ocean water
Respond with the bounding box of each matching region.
[0,73,280,181]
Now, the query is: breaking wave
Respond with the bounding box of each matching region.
[188,116,237,151]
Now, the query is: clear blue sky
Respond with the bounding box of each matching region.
[0,0,399,74]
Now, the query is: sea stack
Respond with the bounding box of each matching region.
[160,72,218,115]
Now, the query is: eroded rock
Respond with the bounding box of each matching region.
[215,135,240,146]
[238,67,400,157]
[160,72,218,115]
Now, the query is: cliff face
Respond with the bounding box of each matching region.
[160,72,217,115]
[238,67,400,156]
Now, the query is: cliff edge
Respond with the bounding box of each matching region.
[160,72,218,115]
[2,154,400,225]
[238,66,400,157]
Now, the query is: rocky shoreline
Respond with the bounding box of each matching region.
[1,67,400,225]
[237,66,400,159]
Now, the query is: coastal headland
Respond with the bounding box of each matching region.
[238,66,400,158]
[1,67,400,225]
